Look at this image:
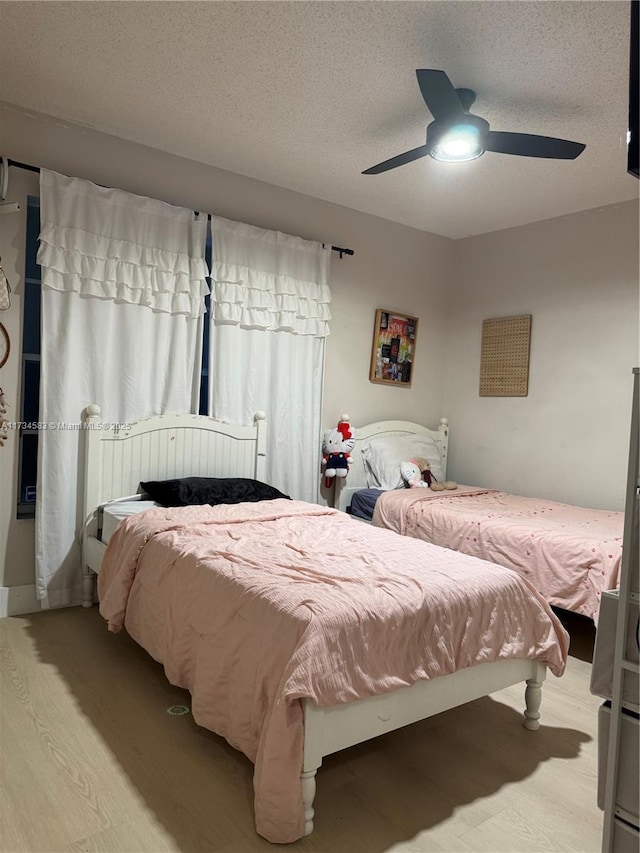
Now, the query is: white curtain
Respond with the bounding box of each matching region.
[36,170,208,607]
[208,216,331,502]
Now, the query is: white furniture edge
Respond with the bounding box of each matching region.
[602,367,640,850]
[335,416,449,513]
[81,406,548,839]
[301,658,546,835]
[80,404,267,605]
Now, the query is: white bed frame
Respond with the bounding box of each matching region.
[335,416,450,514]
[80,403,267,604]
[81,404,546,838]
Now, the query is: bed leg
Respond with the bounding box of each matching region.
[301,769,317,836]
[82,569,95,608]
[523,663,545,731]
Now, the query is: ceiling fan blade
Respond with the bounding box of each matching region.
[416,69,465,122]
[362,145,431,175]
[485,131,586,160]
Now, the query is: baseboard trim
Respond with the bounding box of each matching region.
[0,584,41,617]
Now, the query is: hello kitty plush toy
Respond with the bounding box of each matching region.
[322,415,356,489]
[400,459,430,489]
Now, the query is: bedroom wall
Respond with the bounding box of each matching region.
[444,200,639,511]
[0,102,454,596]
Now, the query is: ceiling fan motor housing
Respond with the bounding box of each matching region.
[426,113,490,150]
[454,88,477,111]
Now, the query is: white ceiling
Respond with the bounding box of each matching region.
[0,1,637,238]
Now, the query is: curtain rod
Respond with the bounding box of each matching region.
[6,159,354,258]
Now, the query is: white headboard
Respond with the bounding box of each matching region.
[82,404,267,524]
[334,417,449,513]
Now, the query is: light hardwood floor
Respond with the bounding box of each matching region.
[1,607,602,853]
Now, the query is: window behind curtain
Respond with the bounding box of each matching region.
[17,196,41,519]
[199,228,212,415]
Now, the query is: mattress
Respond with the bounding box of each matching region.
[102,500,157,544]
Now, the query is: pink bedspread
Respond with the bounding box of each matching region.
[373,487,623,621]
[98,499,568,843]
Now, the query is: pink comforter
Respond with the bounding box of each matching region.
[373,487,623,621]
[99,499,568,843]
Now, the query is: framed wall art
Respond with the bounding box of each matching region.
[369,309,418,387]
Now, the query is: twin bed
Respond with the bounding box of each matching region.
[82,405,569,843]
[335,417,623,623]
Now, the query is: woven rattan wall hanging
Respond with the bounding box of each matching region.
[479,314,531,397]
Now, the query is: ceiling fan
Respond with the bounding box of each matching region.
[362,69,586,174]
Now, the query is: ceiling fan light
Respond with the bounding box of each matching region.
[430,125,484,162]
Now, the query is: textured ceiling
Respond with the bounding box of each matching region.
[0,1,637,238]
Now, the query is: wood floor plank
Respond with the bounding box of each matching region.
[1,607,604,853]
[456,802,597,853]
[63,812,182,853]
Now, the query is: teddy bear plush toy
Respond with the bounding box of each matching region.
[322,417,356,488]
[414,457,435,486]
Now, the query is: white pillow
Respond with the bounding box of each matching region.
[361,434,445,490]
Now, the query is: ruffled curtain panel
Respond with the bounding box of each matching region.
[35,170,208,607]
[209,216,331,502]
[38,171,208,318]
[210,217,331,336]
